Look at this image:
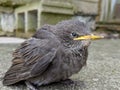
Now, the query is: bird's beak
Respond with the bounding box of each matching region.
[73,34,104,40]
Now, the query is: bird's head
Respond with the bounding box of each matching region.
[53,20,103,49]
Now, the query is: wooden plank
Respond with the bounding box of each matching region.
[73,0,99,15]
[96,24,120,31]
[79,0,99,3]
[0,0,39,6]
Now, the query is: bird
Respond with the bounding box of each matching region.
[3,19,103,90]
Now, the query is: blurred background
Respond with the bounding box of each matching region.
[0,0,120,39]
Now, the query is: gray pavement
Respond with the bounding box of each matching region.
[0,39,120,90]
[0,37,25,44]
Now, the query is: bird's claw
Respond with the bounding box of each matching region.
[25,81,39,90]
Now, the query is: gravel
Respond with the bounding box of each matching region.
[0,39,120,90]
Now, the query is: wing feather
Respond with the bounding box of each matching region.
[3,38,58,85]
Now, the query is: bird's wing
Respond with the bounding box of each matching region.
[3,38,58,85]
[31,49,56,76]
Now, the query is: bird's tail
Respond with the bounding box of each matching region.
[3,63,23,86]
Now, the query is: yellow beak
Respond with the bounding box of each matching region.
[74,34,104,40]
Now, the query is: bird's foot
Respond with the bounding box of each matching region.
[25,81,39,90]
[60,79,75,85]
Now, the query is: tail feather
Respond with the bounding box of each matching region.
[3,77,20,86]
[3,63,31,86]
[3,64,23,86]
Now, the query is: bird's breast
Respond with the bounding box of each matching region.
[61,48,88,79]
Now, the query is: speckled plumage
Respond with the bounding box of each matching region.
[3,20,91,90]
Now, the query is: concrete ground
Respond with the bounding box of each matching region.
[0,37,25,44]
[0,39,120,90]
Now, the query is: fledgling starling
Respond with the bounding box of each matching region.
[3,20,103,90]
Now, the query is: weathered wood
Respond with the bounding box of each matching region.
[0,0,39,6]
[96,24,120,31]
[73,0,99,15]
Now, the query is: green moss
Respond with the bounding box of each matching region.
[40,12,72,26]
[0,29,2,32]
[17,28,25,33]
[42,1,73,9]
[0,1,15,7]
[28,29,36,33]
[15,32,33,39]
[16,29,35,38]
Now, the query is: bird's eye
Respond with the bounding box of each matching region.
[71,32,79,37]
